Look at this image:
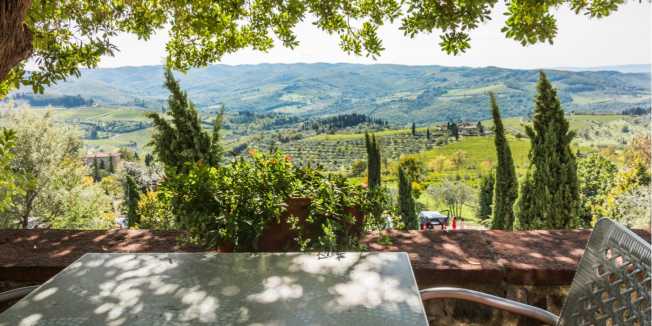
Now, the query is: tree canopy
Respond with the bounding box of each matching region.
[0,129,18,215]
[1,0,636,97]
[0,109,106,229]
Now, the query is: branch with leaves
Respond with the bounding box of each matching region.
[1,0,639,97]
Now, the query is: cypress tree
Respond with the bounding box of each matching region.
[477,121,485,136]
[516,71,579,229]
[108,155,114,173]
[449,122,460,140]
[411,122,416,136]
[398,167,417,229]
[124,174,141,227]
[147,68,223,173]
[144,153,154,167]
[92,157,100,182]
[477,173,494,220]
[490,93,518,230]
[365,132,381,188]
[426,128,431,140]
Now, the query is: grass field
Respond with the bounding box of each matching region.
[380,135,531,184]
[443,83,506,97]
[483,114,649,149]
[40,106,154,122]
[85,127,154,152]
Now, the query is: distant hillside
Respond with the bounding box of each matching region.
[553,64,651,74]
[9,63,651,124]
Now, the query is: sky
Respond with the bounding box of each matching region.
[99,2,651,69]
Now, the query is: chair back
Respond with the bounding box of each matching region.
[559,218,651,325]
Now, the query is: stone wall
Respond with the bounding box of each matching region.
[0,228,649,324]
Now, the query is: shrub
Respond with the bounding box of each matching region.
[137,191,176,230]
[163,150,368,251]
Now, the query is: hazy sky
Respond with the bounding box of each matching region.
[99,2,651,69]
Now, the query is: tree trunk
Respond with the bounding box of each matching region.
[0,0,33,83]
[21,192,34,229]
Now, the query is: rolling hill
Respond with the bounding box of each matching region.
[8,63,651,124]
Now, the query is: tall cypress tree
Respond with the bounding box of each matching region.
[365,132,381,188]
[477,121,485,136]
[147,68,223,173]
[517,71,579,229]
[92,157,100,182]
[108,155,114,173]
[144,153,153,167]
[411,122,416,136]
[477,173,494,220]
[398,167,417,229]
[426,128,431,140]
[450,122,460,140]
[490,93,518,230]
[124,174,141,227]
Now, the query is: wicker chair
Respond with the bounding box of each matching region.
[420,218,651,325]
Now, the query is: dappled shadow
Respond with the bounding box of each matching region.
[363,230,502,286]
[0,252,427,325]
[362,228,650,286]
[0,229,199,270]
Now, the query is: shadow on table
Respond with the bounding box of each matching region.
[1,252,425,325]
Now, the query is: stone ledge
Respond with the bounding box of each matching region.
[1,228,649,287]
[361,228,650,286]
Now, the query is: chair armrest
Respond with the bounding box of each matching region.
[0,285,40,303]
[420,287,559,325]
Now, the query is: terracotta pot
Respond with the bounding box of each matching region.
[256,197,364,251]
[215,241,235,253]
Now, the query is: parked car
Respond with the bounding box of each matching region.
[115,216,128,229]
[419,211,448,230]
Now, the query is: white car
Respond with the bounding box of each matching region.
[115,216,128,229]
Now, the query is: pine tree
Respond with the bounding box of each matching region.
[516,71,579,229]
[398,167,417,229]
[92,157,101,182]
[411,122,416,136]
[365,132,381,188]
[490,93,518,230]
[477,173,494,220]
[147,68,224,173]
[426,128,431,140]
[124,174,141,227]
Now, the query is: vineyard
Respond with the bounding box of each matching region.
[251,130,450,171]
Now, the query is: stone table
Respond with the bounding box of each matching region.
[0,252,427,325]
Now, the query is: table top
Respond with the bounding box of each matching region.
[0,252,428,326]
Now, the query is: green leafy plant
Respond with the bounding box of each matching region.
[136,191,176,230]
[0,129,18,219]
[163,150,370,252]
